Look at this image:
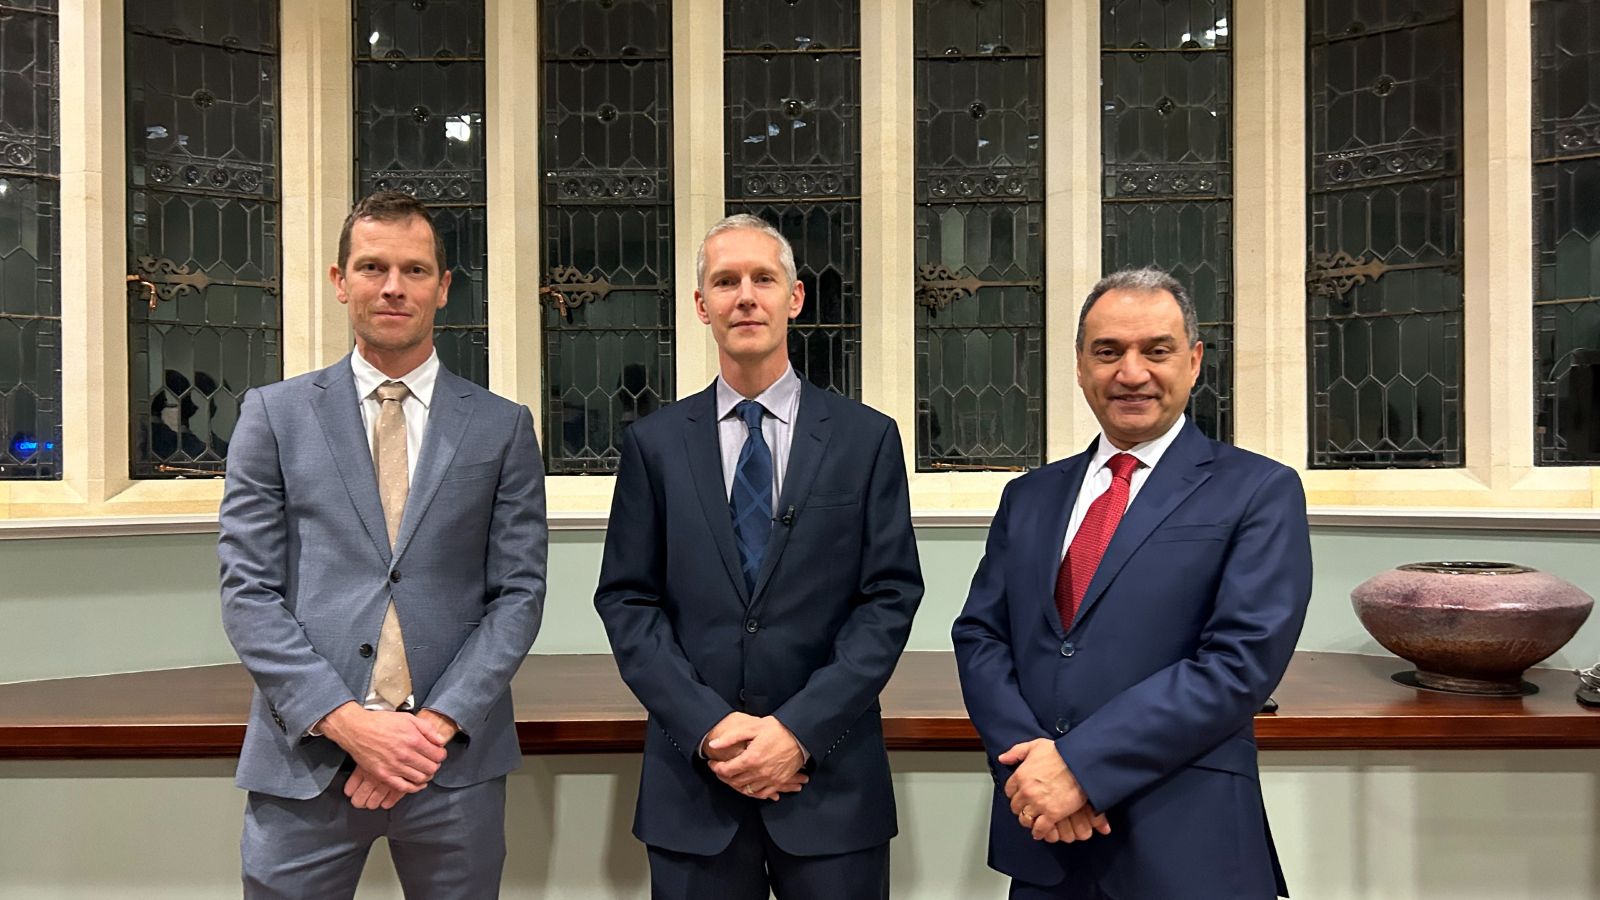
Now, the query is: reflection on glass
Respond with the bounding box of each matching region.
[1306,0,1463,468]
[1102,0,1233,443]
[125,0,282,478]
[539,0,675,474]
[1533,0,1600,464]
[914,0,1045,471]
[725,2,861,397]
[0,5,61,479]
[355,0,488,386]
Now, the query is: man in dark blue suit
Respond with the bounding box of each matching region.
[953,268,1312,899]
[595,214,924,899]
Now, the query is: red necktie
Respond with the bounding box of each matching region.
[1055,452,1140,630]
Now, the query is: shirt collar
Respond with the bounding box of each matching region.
[351,347,439,410]
[1089,413,1187,476]
[715,364,801,425]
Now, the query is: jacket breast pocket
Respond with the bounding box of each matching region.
[442,459,500,482]
[806,490,859,509]
[1146,522,1232,543]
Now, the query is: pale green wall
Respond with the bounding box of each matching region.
[4,526,1600,899]
[3,526,1599,684]
[2,752,1597,899]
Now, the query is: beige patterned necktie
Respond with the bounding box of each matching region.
[371,380,413,709]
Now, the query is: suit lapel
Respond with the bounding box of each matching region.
[311,356,391,565]
[749,381,832,607]
[1069,423,1214,632]
[1039,443,1094,638]
[683,385,751,605]
[392,368,474,562]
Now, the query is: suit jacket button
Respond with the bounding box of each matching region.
[1060,641,1075,657]
[389,570,401,583]
[1054,718,1069,735]
[745,619,759,634]
[359,643,374,658]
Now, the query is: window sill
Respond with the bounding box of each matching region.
[2,505,1598,539]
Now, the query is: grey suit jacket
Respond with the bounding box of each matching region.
[219,354,548,800]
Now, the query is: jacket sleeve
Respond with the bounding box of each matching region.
[594,425,736,761]
[422,404,548,738]
[218,389,358,742]
[1055,465,1313,811]
[951,480,1052,767]
[771,422,924,766]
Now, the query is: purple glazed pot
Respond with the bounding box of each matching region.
[1351,561,1594,696]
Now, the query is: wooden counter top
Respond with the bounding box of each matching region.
[2,651,1597,760]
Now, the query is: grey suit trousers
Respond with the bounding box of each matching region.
[241,771,507,899]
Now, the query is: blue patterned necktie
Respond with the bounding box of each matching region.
[729,399,774,594]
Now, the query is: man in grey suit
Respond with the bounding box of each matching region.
[219,191,547,898]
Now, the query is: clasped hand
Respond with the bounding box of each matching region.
[320,703,457,810]
[703,712,809,801]
[1000,738,1111,843]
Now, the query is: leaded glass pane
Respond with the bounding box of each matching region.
[355,0,487,385]
[725,3,860,397]
[1307,0,1455,43]
[125,0,276,52]
[357,0,483,60]
[1307,2,1462,467]
[0,4,58,479]
[917,0,1041,58]
[126,0,280,478]
[1533,0,1600,464]
[914,0,1043,471]
[1103,1,1232,443]
[1104,0,1229,49]
[540,0,673,474]
[543,0,670,59]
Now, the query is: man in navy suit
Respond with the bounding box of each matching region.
[219,192,547,898]
[953,268,1312,899]
[595,214,923,899]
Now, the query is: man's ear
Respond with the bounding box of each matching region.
[329,264,348,305]
[787,279,805,320]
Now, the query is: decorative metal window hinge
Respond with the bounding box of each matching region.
[540,266,616,320]
[914,263,1041,313]
[1307,252,1459,301]
[126,256,277,310]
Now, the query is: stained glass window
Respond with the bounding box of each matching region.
[725,0,860,397]
[355,0,488,387]
[1102,0,1232,443]
[914,0,1044,471]
[1533,0,1600,465]
[0,0,59,479]
[1306,0,1463,468]
[539,0,673,473]
[125,0,281,478]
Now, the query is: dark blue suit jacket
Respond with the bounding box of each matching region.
[952,422,1311,899]
[595,379,923,857]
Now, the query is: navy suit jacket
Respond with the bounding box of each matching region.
[219,355,548,800]
[952,422,1311,899]
[594,379,923,857]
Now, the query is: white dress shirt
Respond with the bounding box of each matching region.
[715,364,802,509]
[350,347,440,713]
[702,365,807,759]
[1060,414,1187,561]
[350,347,438,486]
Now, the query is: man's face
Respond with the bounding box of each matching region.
[1076,288,1202,450]
[329,215,449,361]
[695,228,804,366]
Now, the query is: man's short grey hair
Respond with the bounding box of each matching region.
[1076,267,1201,350]
[695,213,798,289]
